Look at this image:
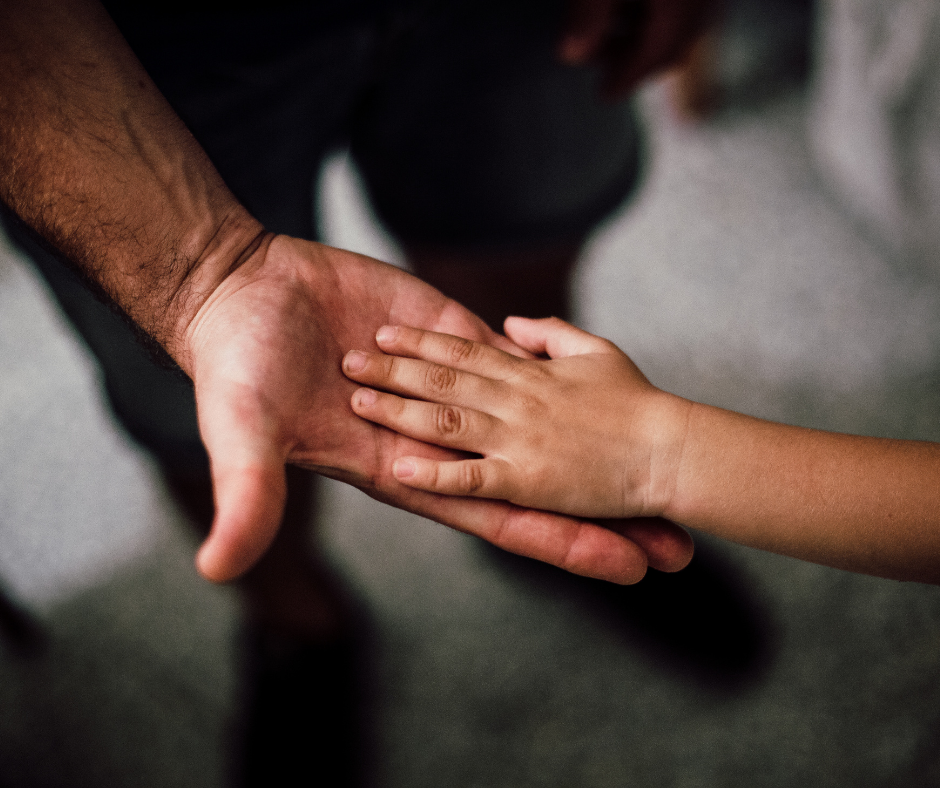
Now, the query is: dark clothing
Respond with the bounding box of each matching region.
[7,0,642,474]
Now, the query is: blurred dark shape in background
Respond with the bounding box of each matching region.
[670,0,816,119]
[485,540,775,693]
[0,582,45,659]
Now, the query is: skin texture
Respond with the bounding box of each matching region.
[344,317,940,584]
[343,320,691,518]
[0,0,694,585]
[185,237,692,584]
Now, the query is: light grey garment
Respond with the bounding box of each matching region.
[808,0,940,266]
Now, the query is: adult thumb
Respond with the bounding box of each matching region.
[193,382,288,582]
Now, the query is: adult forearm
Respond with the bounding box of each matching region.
[0,0,264,371]
[667,404,940,583]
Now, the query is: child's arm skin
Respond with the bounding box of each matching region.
[343,317,940,584]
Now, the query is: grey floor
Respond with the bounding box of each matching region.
[3,18,940,788]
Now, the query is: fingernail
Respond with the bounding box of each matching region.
[355,388,377,407]
[393,458,416,479]
[344,350,367,373]
[376,325,398,344]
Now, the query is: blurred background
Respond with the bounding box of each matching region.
[3,0,940,785]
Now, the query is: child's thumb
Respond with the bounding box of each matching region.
[503,316,610,359]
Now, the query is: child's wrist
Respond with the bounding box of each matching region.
[632,390,694,519]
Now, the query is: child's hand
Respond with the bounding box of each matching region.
[342,317,692,520]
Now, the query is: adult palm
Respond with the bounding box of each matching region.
[185,236,693,583]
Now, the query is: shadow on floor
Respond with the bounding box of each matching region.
[484,538,776,693]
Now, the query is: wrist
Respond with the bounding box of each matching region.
[0,0,273,376]
[159,208,274,376]
[629,389,694,519]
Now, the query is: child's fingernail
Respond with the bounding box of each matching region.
[376,325,398,344]
[344,350,368,372]
[355,388,377,407]
[394,458,416,479]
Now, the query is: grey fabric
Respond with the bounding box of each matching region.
[808,0,940,265]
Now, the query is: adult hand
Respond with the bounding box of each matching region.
[559,0,715,98]
[0,0,692,586]
[184,237,694,584]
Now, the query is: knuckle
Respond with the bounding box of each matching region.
[525,362,551,384]
[425,363,458,396]
[458,462,485,494]
[434,405,464,437]
[445,336,479,366]
[512,390,543,421]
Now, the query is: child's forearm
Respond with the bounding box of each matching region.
[339,318,940,583]
[664,403,940,583]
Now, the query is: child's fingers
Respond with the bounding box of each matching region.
[351,387,498,453]
[504,316,615,359]
[391,455,512,501]
[375,325,523,380]
[389,474,653,585]
[343,348,497,407]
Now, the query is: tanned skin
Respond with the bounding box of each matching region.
[344,319,940,585]
[0,0,695,585]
